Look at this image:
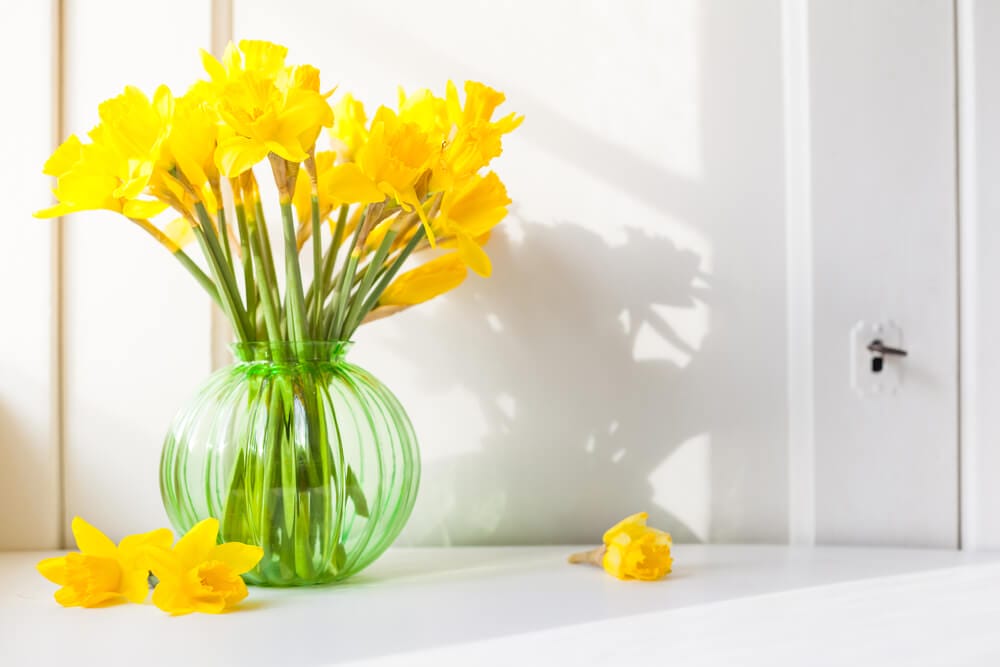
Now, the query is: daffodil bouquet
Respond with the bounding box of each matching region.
[38,39,521,344]
[37,40,522,586]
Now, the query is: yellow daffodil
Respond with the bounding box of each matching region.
[161,87,220,198]
[329,93,369,163]
[34,85,173,219]
[201,39,289,85]
[380,253,467,306]
[432,171,511,277]
[397,86,450,142]
[148,518,263,615]
[430,81,523,191]
[36,517,172,608]
[327,107,436,239]
[568,512,673,581]
[203,40,334,177]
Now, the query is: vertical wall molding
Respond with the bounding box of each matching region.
[782,0,816,546]
[52,0,67,547]
[957,0,1000,550]
[210,0,234,370]
[0,1,62,549]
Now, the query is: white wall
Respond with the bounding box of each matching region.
[0,0,971,548]
[0,2,60,550]
[60,0,214,545]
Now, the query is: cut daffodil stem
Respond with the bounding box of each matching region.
[568,546,606,566]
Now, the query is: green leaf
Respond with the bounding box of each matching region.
[345,466,369,518]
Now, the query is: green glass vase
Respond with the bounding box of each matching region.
[159,342,420,586]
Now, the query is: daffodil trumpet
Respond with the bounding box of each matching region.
[35,39,522,585]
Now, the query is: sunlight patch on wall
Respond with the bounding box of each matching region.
[631,298,710,367]
[416,386,489,462]
[648,433,711,542]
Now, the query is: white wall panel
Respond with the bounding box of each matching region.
[959,0,1000,550]
[0,2,61,549]
[810,0,958,547]
[61,0,214,544]
[235,0,791,545]
[16,0,964,548]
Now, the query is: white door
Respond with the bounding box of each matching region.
[804,0,959,547]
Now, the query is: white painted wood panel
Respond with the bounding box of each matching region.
[958,0,1000,550]
[61,0,214,544]
[0,2,61,549]
[234,0,791,545]
[31,0,966,548]
[809,0,959,547]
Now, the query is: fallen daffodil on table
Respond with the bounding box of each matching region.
[568,512,673,581]
[148,518,263,615]
[36,517,171,608]
[37,517,263,614]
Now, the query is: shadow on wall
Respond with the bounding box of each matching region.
[367,219,710,545]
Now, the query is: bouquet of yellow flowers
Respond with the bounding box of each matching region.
[36,39,522,345]
[35,40,522,587]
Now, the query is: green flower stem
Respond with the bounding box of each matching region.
[310,195,323,337]
[348,224,427,340]
[173,248,222,309]
[307,204,349,329]
[323,204,350,297]
[279,199,309,350]
[246,207,286,354]
[341,229,398,339]
[190,216,251,343]
[217,207,234,275]
[323,204,371,338]
[329,251,359,341]
[233,202,259,339]
[194,202,253,340]
[258,380,281,574]
[254,198,282,319]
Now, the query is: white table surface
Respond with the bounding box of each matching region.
[2,545,999,666]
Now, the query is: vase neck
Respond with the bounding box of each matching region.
[230,341,352,363]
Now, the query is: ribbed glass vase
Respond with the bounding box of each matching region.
[159,341,419,586]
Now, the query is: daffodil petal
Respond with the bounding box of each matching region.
[174,518,220,566]
[210,543,264,575]
[602,511,649,545]
[36,556,67,585]
[164,217,196,248]
[380,253,467,306]
[326,163,384,204]
[216,135,269,177]
[151,578,192,615]
[118,527,174,565]
[120,571,151,604]
[122,199,169,219]
[456,230,492,277]
[71,517,117,558]
[54,586,84,607]
[147,546,183,581]
[33,203,76,219]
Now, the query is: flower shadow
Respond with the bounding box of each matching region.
[357,218,711,545]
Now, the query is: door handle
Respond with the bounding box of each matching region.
[867,338,907,374]
[867,340,908,357]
